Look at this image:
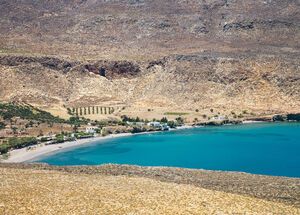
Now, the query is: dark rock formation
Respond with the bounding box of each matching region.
[0,56,77,72]
[223,22,255,32]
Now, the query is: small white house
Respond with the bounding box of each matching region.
[211,116,226,121]
[85,126,98,134]
[126,121,145,126]
[147,122,170,131]
[147,121,161,128]
[161,123,170,131]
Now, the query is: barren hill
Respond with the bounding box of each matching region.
[0,0,299,120]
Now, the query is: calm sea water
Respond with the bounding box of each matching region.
[35,123,300,177]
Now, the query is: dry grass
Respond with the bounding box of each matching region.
[0,167,299,215]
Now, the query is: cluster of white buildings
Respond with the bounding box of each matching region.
[147,122,170,131]
[126,121,170,131]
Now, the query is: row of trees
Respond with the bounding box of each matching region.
[70,106,115,116]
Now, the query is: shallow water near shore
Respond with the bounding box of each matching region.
[35,123,300,177]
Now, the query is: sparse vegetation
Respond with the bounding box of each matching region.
[160,117,168,123]
[121,115,144,123]
[164,112,189,116]
[0,102,65,123]
[68,116,90,126]
[238,114,244,118]
[55,134,65,143]
[0,137,37,154]
[175,117,184,125]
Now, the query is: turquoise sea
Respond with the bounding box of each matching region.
[35,123,300,177]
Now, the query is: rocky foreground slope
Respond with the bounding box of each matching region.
[0,0,299,119]
[0,164,299,214]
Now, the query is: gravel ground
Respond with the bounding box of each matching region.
[1,166,299,215]
[1,163,300,209]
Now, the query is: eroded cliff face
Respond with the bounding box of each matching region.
[0,0,299,118]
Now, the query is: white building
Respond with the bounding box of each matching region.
[85,126,98,134]
[147,122,170,131]
[211,116,226,121]
[147,121,161,128]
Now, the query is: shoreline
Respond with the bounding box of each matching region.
[1,125,195,163]
[0,121,292,164]
[1,133,134,163]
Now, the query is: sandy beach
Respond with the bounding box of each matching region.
[1,125,197,163]
[1,133,134,163]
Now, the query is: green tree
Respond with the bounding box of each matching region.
[0,122,5,130]
[175,117,184,125]
[160,117,168,123]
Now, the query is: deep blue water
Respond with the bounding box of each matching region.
[35,123,300,177]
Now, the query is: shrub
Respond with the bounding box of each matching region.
[160,117,168,123]
[55,134,65,143]
[0,137,38,154]
[167,121,177,128]
[67,108,74,115]
[131,127,146,134]
[68,116,89,126]
[0,122,5,130]
[164,112,189,116]
[175,117,184,125]
[0,144,9,154]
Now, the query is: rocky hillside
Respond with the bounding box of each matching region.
[0,0,299,119]
[1,164,300,214]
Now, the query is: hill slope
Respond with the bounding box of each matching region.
[0,0,299,119]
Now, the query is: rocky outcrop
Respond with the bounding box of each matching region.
[196,120,242,126]
[223,22,254,32]
[97,61,141,79]
[0,55,140,79]
[0,56,77,72]
[273,113,300,122]
[71,60,141,79]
